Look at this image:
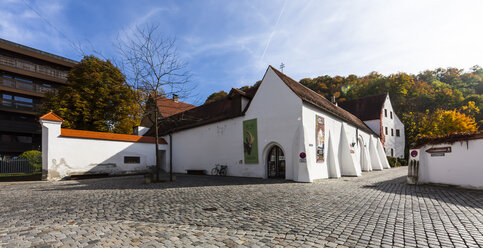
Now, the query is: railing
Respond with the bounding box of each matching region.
[0,77,57,94]
[0,158,40,174]
[0,54,68,80]
[0,120,41,133]
[0,99,39,112]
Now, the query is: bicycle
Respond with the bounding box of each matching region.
[211,164,227,176]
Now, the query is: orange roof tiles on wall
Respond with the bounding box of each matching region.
[39,111,64,122]
[60,128,167,144]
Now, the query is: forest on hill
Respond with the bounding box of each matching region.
[205,66,482,152]
[300,66,482,147]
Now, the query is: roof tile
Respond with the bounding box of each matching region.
[61,128,167,144]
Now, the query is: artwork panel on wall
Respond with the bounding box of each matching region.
[243,118,259,164]
[316,115,325,163]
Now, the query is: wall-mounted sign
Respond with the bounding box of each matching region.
[426,147,451,154]
[410,150,418,157]
[243,119,258,164]
[431,153,445,157]
[299,152,306,159]
[299,158,306,163]
[350,150,355,154]
[315,115,325,163]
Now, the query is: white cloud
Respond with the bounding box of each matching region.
[0,0,72,56]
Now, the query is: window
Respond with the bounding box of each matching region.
[391,128,394,136]
[396,129,400,137]
[391,149,394,157]
[124,156,140,164]
[390,111,393,119]
[385,127,388,135]
[14,96,33,103]
[384,109,387,117]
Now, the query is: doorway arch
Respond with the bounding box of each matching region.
[266,145,286,179]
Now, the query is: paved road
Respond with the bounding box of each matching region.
[0,167,481,247]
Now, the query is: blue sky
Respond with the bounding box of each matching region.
[2,0,483,105]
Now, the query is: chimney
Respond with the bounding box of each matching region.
[331,95,338,106]
[172,94,178,103]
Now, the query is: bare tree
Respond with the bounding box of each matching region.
[117,25,194,182]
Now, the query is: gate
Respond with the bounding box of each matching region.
[0,158,41,174]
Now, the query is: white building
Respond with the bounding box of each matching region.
[146,66,390,182]
[339,93,405,158]
[407,132,483,189]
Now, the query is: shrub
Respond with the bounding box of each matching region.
[19,150,42,172]
[386,157,407,167]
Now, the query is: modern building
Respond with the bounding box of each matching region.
[338,93,405,158]
[0,38,77,158]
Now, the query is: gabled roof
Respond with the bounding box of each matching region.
[156,97,196,118]
[148,66,375,136]
[269,66,376,135]
[39,111,64,122]
[337,93,387,121]
[145,85,259,136]
[61,128,167,144]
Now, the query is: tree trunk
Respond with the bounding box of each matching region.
[169,133,173,182]
[154,109,160,182]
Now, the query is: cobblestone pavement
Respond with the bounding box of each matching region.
[0,167,482,247]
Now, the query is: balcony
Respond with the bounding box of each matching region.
[0,141,37,154]
[0,54,68,80]
[0,99,39,114]
[0,120,41,134]
[0,77,57,96]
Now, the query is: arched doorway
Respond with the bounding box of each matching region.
[267,145,285,179]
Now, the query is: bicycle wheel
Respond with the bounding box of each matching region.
[211,168,218,175]
[219,168,227,176]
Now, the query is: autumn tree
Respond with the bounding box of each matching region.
[417,109,478,138]
[205,91,227,103]
[41,55,139,134]
[118,25,193,182]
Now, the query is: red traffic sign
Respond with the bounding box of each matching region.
[410,150,418,157]
[299,152,306,159]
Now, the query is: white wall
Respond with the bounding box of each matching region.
[170,67,304,180]
[41,120,166,181]
[301,103,384,181]
[412,140,483,189]
[380,95,405,158]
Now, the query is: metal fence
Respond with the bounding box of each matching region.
[0,159,40,174]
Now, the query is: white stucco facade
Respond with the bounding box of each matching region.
[41,119,167,181]
[408,137,483,189]
[167,67,390,182]
[379,95,405,158]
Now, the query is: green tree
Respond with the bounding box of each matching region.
[205,91,228,103]
[42,55,140,134]
[19,150,42,173]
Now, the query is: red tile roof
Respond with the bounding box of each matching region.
[156,97,196,117]
[337,94,387,121]
[61,128,167,144]
[39,111,64,122]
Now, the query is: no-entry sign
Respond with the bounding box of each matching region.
[410,150,418,157]
[299,152,306,159]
